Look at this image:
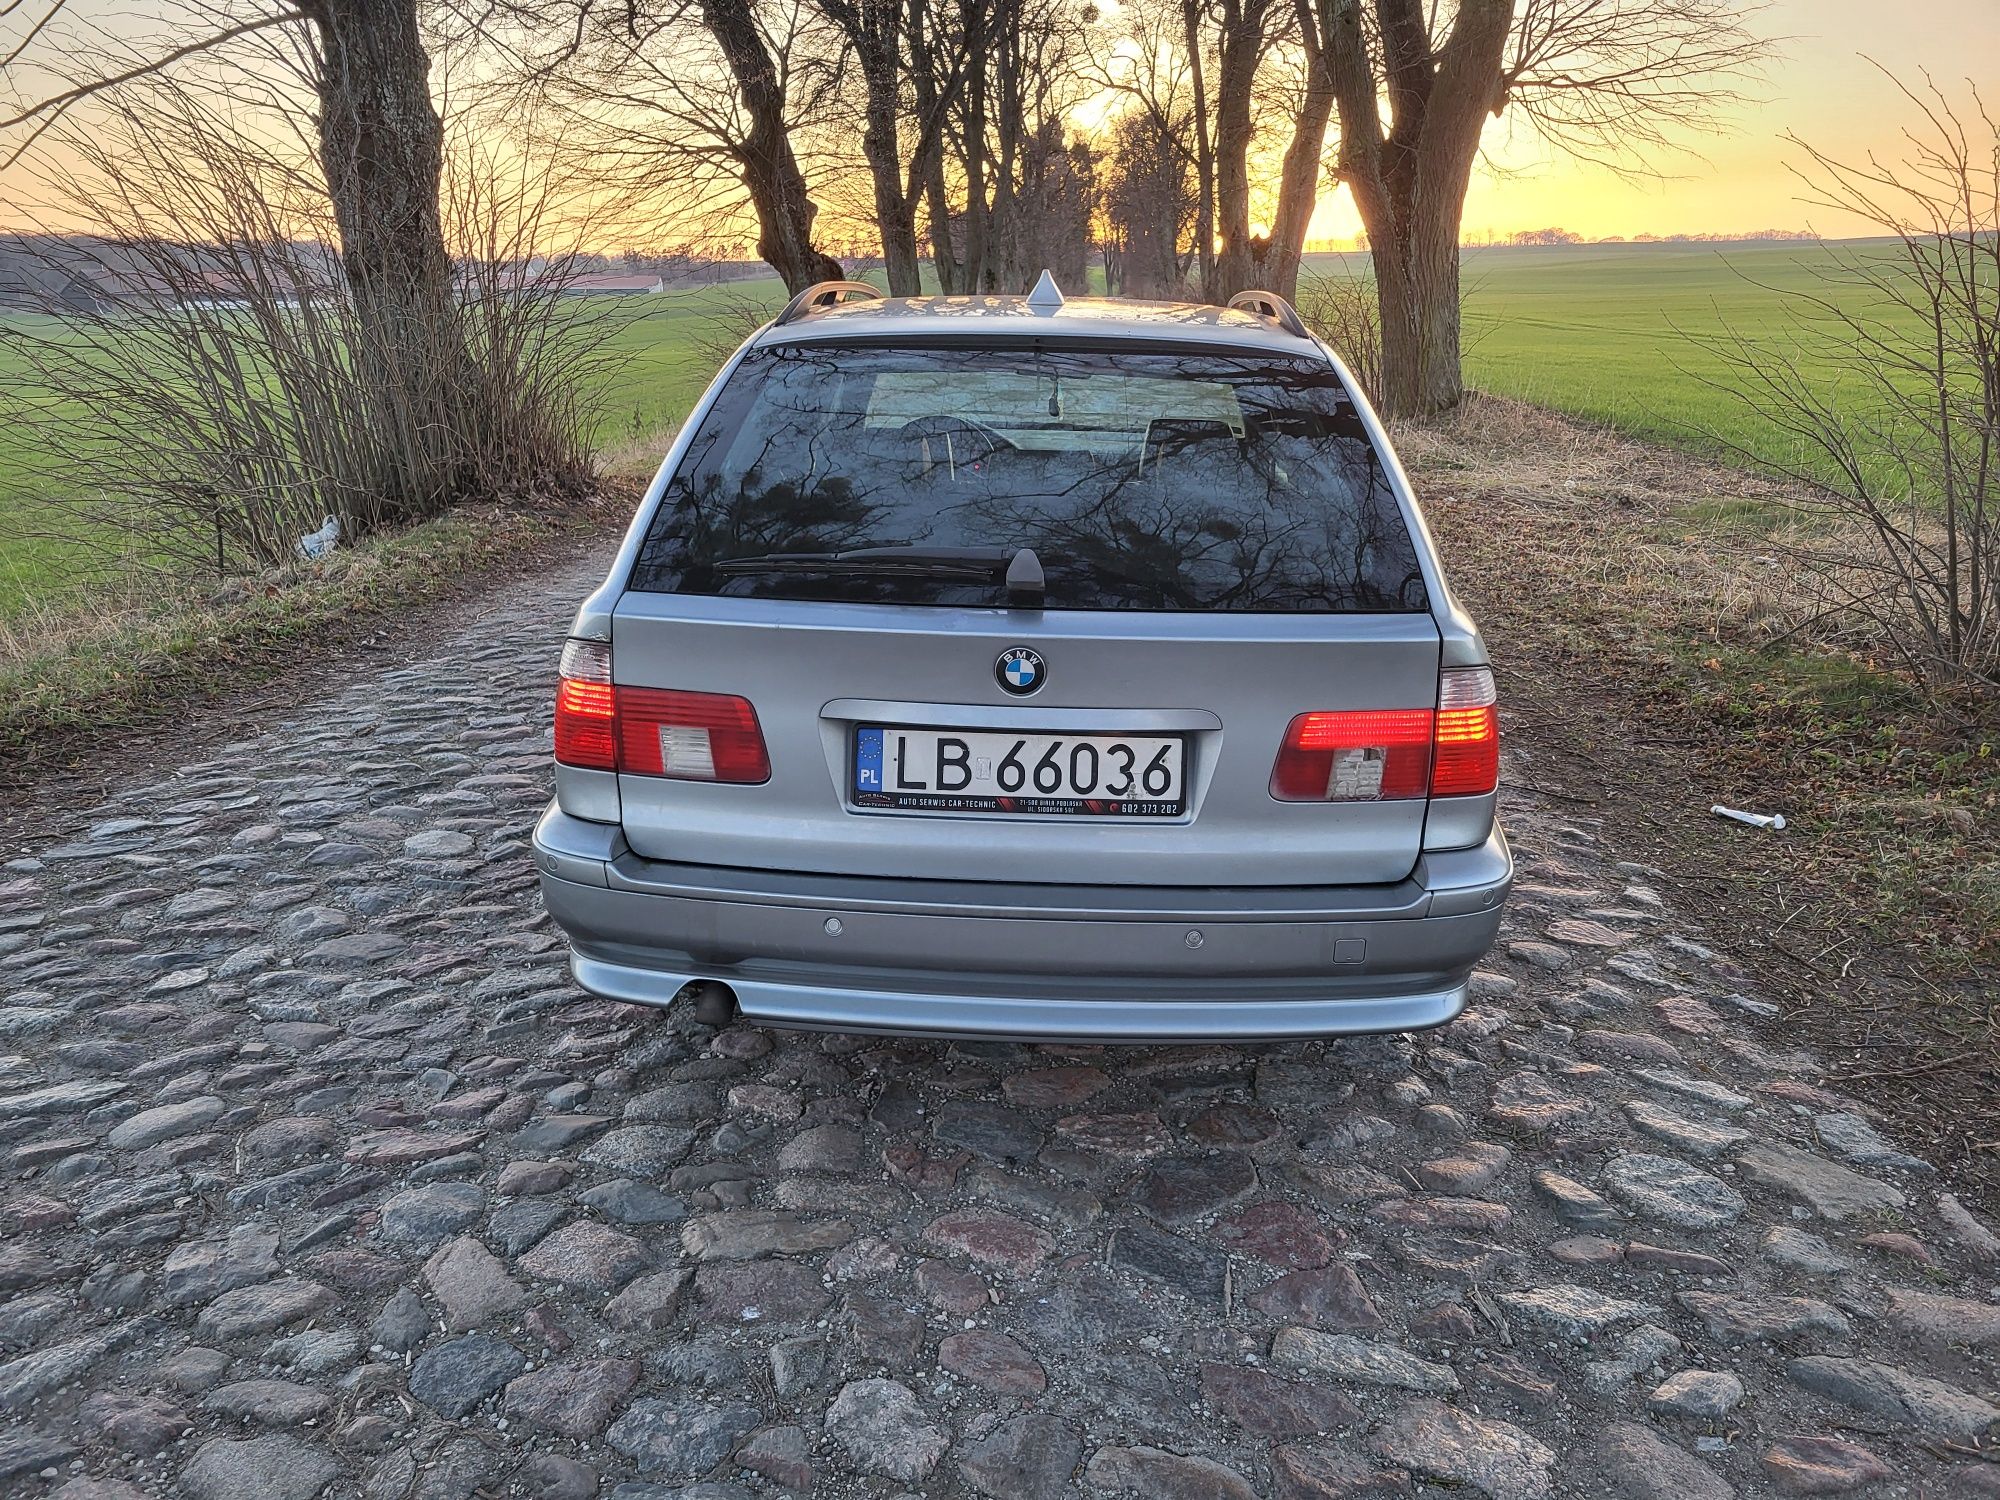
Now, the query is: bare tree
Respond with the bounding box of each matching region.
[703,0,847,289]
[4,0,506,500]
[496,0,848,293]
[934,0,1098,291]
[1259,1,1335,302]
[1100,109,1197,297]
[1088,0,1205,285]
[1202,0,1285,301]
[1697,77,2000,688]
[1,74,615,573]
[812,0,968,293]
[1091,0,1269,301]
[1295,262,1383,398]
[1007,121,1097,290]
[1316,0,1765,418]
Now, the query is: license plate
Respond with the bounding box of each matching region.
[853,726,1186,816]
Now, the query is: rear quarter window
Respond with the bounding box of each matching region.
[630,341,1430,613]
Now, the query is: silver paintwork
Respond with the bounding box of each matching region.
[608,592,1439,886]
[541,289,1512,1039]
[534,804,1509,1041]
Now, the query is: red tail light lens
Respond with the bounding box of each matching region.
[1272,709,1434,800]
[554,639,617,770]
[616,688,771,783]
[1431,666,1499,796]
[553,639,770,784]
[1271,666,1499,801]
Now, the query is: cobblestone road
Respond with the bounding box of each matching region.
[2,552,1996,1500]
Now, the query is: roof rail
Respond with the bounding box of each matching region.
[1227,289,1311,340]
[774,280,884,326]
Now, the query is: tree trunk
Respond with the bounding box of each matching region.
[912,3,958,292]
[925,157,959,292]
[698,0,842,292]
[1205,0,1272,302]
[850,16,922,295]
[990,17,1023,289]
[959,0,990,289]
[1181,0,1215,295]
[1261,0,1334,301]
[1372,198,1464,414]
[307,0,463,517]
[1323,0,1511,416]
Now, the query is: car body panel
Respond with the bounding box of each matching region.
[608,589,1440,886]
[534,803,1510,1040]
[539,286,1511,1039]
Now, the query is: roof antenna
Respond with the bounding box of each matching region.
[1026,269,1064,312]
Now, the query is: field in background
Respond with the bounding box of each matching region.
[0,239,1898,619]
[1442,240,1885,469]
[590,239,1900,483]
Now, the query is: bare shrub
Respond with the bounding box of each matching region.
[0,75,622,578]
[1694,77,2000,691]
[1296,266,1383,404]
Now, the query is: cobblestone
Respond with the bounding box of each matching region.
[0,552,1992,1496]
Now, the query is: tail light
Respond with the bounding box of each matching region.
[1271,666,1498,801]
[616,688,770,783]
[554,639,770,783]
[1271,709,1433,801]
[554,639,617,770]
[1430,666,1499,796]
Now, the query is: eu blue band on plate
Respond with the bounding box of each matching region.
[855,727,885,791]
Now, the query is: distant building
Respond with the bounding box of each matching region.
[561,273,665,297]
[0,261,107,314]
[174,268,324,309]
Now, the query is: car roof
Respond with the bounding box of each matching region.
[754,293,1321,356]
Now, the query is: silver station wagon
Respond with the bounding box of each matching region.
[532,275,1512,1040]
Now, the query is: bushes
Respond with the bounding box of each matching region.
[1,79,620,578]
[1697,80,2000,691]
[1295,268,1384,407]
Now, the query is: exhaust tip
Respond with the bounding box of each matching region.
[684,980,737,1029]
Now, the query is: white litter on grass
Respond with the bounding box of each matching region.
[1712,804,1786,831]
[296,514,340,561]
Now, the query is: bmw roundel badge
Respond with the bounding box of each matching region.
[996,646,1045,696]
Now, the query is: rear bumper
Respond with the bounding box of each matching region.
[531,804,1511,1041]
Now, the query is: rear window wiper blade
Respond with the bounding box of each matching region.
[713,545,1045,604]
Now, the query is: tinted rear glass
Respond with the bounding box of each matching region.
[630,342,1428,612]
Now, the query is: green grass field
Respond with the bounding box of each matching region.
[583,239,1897,462]
[0,313,100,621]
[1443,241,1892,467]
[0,240,1908,620]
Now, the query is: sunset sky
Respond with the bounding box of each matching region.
[1407,0,2000,243]
[2,0,1994,245]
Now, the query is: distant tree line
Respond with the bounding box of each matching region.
[4,0,1766,423]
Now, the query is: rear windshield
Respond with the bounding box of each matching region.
[629,341,1429,613]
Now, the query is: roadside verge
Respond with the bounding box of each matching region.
[0,492,628,830]
[1411,396,1998,1206]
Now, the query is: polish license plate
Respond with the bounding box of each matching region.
[853,726,1186,816]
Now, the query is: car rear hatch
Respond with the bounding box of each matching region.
[607,593,1440,886]
[596,337,1461,890]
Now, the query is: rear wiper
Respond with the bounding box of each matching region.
[713,545,1045,606]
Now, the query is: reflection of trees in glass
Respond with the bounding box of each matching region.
[632,343,1428,612]
[969,418,1424,611]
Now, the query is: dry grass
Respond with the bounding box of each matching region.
[1406,394,2000,1195]
[596,423,680,484]
[1401,396,1892,658]
[0,492,621,771]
